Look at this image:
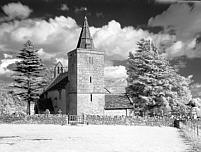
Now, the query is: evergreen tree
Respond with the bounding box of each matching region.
[126,39,192,116]
[11,40,45,115]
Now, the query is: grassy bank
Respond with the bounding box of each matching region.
[180,121,201,152]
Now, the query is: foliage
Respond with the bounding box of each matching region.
[11,40,46,115]
[126,39,192,116]
[0,81,26,115]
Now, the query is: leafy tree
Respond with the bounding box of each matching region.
[11,40,45,115]
[126,39,192,116]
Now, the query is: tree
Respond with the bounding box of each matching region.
[126,39,192,116]
[11,40,45,115]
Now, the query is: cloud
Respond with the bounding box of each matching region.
[104,66,127,79]
[0,15,172,61]
[0,58,19,74]
[60,4,69,11]
[74,7,87,13]
[190,83,201,97]
[4,54,13,59]
[0,15,175,81]
[155,0,178,3]
[149,3,201,58]
[92,20,173,59]
[96,12,104,18]
[1,2,32,20]
[37,49,55,60]
[155,0,201,3]
[0,16,79,56]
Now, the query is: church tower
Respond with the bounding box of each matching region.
[67,16,105,115]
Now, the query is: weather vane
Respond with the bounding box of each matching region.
[84,7,87,17]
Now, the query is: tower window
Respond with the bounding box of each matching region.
[89,57,93,64]
[90,76,92,83]
[90,94,92,102]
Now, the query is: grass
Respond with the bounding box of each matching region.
[0,124,188,152]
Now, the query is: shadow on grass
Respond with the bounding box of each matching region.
[0,136,20,139]
[31,138,52,141]
[0,142,15,145]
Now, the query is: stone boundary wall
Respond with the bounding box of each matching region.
[0,114,67,125]
[180,120,201,138]
[84,115,174,126]
[0,114,175,126]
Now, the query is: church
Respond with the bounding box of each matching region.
[37,16,133,116]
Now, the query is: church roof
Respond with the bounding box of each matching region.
[77,16,94,49]
[44,72,68,92]
[105,94,133,110]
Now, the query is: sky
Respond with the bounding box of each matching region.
[0,0,201,96]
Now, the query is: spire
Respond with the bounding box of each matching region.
[77,16,94,49]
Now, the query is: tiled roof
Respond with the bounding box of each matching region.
[44,72,68,92]
[105,94,133,110]
[77,16,94,49]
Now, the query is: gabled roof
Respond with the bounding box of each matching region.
[77,16,94,49]
[105,94,133,110]
[43,72,68,93]
[54,61,63,69]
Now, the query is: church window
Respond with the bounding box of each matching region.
[90,94,92,102]
[90,76,92,83]
[61,67,63,73]
[57,67,60,74]
[59,90,62,100]
[89,57,93,64]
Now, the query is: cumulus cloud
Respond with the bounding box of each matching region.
[37,49,55,60]
[0,16,79,57]
[0,58,19,74]
[0,15,175,80]
[104,66,127,79]
[149,3,201,58]
[92,20,173,59]
[1,2,32,20]
[60,4,69,11]
[74,7,87,13]
[0,15,172,61]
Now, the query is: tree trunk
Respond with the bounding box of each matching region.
[27,100,30,115]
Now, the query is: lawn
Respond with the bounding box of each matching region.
[0,124,189,152]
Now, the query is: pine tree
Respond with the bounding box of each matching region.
[126,39,192,116]
[11,40,45,115]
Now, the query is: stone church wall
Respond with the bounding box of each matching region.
[76,49,104,94]
[104,109,131,116]
[77,94,105,115]
[47,89,67,114]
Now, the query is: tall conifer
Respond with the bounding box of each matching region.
[12,40,45,115]
[126,39,192,116]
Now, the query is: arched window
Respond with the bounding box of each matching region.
[57,67,60,74]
